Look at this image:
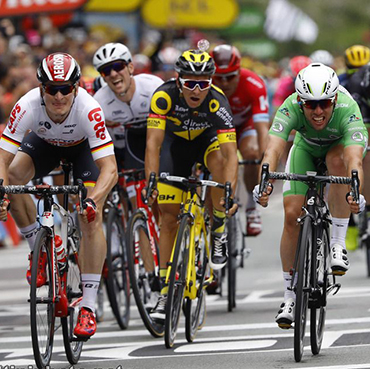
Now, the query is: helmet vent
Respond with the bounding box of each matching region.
[110,47,116,57]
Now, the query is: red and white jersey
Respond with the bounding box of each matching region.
[0,87,114,161]
[228,68,269,128]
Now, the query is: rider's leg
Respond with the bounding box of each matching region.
[8,151,38,249]
[326,144,351,274]
[239,133,262,236]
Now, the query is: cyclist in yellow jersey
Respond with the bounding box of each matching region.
[144,49,238,323]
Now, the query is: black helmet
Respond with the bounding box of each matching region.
[175,49,215,76]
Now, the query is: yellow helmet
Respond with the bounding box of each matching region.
[175,49,215,76]
[344,45,370,69]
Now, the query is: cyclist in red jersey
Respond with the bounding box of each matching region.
[210,44,269,236]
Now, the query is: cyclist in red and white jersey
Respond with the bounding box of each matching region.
[0,53,117,339]
[210,44,269,236]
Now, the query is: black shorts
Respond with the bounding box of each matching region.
[159,129,219,190]
[19,132,99,183]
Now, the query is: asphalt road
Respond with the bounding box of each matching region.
[1,182,370,369]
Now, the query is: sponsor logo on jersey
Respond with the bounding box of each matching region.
[247,76,263,89]
[88,107,106,140]
[348,114,361,124]
[279,107,290,117]
[215,106,233,127]
[271,122,284,133]
[8,103,23,134]
[351,131,365,142]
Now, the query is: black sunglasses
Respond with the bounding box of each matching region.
[300,98,335,110]
[99,61,128,77]
[43,84,75,96]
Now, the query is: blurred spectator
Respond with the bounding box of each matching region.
[132,54,152,75]
[309,49,335,68]
[154,46,181,81]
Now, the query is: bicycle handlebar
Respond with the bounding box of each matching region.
[259,163,360,202]
[143,172,157,205]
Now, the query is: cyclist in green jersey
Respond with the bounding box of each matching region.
[253,63,367,328]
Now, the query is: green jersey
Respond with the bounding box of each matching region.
[270,88,368,150]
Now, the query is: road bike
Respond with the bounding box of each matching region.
[125,169,163,337]
[0,164,87,369]
[259,163,360,362]
[157,171,232,348]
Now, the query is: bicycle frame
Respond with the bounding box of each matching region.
[166,178,212,300]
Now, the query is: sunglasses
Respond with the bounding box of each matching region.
[214,72,238,82]
[179,78,212,91]
[43,84,75,96]
[300,98,335,110]
[99,61,128,77]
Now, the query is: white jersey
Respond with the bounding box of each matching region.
[0,87,114,161]
[94,73,163,149]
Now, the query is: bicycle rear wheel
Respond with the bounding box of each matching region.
[126,210,164,338]
[294,217,312,362]
[165,215,190,348]
[30,227,55,369]
[105,206,131,329]
[61,238,83,364]
[310,224,329,355]
[227,215,238,312]
[185,225,209,342]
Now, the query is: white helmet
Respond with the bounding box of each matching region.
[93,43,132,71]
[309,50,334,67]
[295,63,339,100]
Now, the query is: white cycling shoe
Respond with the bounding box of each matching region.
[275,298,295,329]
[331,243,350,276]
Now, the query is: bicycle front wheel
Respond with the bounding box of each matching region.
[126,210,164,338]
[30,227,55,369]
[165,215,190,348]
[185,225,209,342]
[105,206,131,329]
[310,224,329,355]
[294,216,312,362]
[61,238,83,364]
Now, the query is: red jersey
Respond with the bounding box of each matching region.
[228,68,269,130]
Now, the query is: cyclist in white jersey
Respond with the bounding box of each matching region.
[0,53,117,339]
[93,43,163,198]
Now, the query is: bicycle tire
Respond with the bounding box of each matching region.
[30,227,55,369]
[165,215,190,348]
[105,206,131,330]
[310,223,329,355]
[61,233,83,364]
[294,216,312,362]
[185,226,209,342]
[227,215,238,312]
[126,210,164,338]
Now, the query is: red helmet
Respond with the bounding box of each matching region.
[37,52,81,85]
[289,56,312,78]
[210,44,241,75]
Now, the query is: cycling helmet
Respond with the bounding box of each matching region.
[344,45,370,69]
[309,50,334,67]
[210,44,241,74]
[37,53,81,85]
[289,56,312,78]
[175,49,215,76]
[93,42,132,71]
[295,63,339,100]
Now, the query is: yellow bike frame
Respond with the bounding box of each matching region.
[166,188,213,300]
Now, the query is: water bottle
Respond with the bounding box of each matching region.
[55,235,67,271]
